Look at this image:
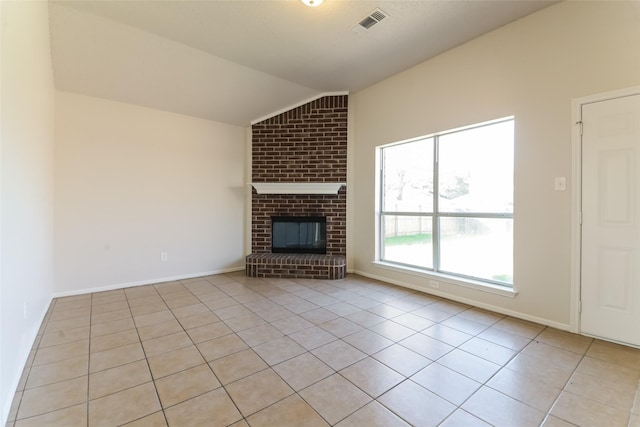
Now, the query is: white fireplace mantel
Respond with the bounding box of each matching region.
[251,182,345,195]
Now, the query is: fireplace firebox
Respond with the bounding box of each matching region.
[272,216,326,254]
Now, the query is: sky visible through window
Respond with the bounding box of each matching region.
[381,118,514,285]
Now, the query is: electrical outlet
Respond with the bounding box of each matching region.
[429,280,439,289]
[160,252,168,262]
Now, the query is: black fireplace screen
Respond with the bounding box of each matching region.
[272,216,327,254]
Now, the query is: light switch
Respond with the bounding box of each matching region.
[554,177,566,191]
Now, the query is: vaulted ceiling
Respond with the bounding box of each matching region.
[49,0,557,126]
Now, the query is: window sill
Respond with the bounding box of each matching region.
[371,261,518,298]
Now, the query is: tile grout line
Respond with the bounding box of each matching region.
[630,378,640,427]
[231,281,465,426]
[86,294,93,426]
[15,284,476,424]
[162,279,249,425]
[192,303,249,425]
[213,276,377,425]
[125,286,170,427]
[540,337,595,426]
[13,297,87,425]
[205,278,328,425]
[9,274,640,426]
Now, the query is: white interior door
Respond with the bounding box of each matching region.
[580,92,640,346]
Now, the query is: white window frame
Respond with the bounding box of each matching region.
[376,117,515,290]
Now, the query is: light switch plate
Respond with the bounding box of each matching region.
[554,177,566,191]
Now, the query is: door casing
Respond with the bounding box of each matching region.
[570,85,640,340]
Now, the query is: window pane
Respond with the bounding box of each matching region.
[439,217,513,284]
[438,121,513,213]
[383,138,434,212]
[382,215,433,269]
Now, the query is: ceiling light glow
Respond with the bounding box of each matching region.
[301,0,324,7]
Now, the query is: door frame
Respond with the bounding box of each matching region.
[570,85,640,335]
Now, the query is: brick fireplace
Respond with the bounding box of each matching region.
[246,94,348,280]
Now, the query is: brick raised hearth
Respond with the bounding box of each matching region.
[245,253,346,280]
[246,94,348,280]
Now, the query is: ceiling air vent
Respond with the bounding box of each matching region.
[352,8,389,32]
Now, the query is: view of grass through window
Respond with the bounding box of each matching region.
[379,118,514,286]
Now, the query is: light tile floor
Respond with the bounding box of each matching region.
[6,272,640,427]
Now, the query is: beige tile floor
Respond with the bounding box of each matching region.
[6,272,640,427]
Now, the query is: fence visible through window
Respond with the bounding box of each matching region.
[378,117,514,286]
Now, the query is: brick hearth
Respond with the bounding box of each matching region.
[245,253,346,280]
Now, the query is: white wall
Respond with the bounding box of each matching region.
[1,1,56,422]
[351,1,640,328]
[55,92,246,294]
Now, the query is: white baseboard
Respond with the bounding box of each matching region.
[353,269,573,332]
[4,266,246,424]
[53,266,245,298]
[2,298,52,426]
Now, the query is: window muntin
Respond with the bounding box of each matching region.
[379,118,514,287]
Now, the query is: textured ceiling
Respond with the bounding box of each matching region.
[49,0,557,126]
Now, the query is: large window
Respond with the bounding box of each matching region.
[379,117,514,286]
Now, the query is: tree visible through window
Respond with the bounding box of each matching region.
[379,117,514,286]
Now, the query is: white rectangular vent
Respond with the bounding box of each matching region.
[352,8,389,32]
[369,10,387,23]
[359,16,378,29]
